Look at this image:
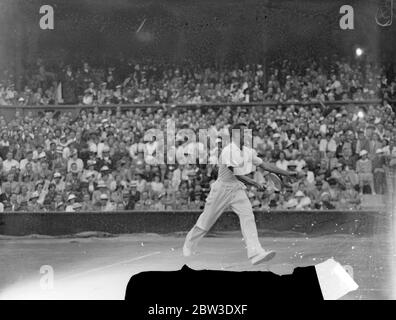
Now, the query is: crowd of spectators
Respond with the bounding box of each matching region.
[1,54,396,211]
[0,94,395,212]
[1,54,396,106]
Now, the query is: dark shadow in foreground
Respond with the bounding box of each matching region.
[125,264,323,317]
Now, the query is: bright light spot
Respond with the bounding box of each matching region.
[356,48,363,57]
[357,111,364,118]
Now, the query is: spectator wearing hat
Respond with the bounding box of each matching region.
[283,198,298,210]
[28,191,43,211]
[97,145,113,168]
[92,180,109,204]
[97,193,115,212]
[317,191,336,210]
[81,160,99,182]
[72,202,83,212]
[284,142,298,160]
[51,172,66,193]
[97,144,112,166]
[98,166,116,191]
[65,194,77,212]
[356,150,375,195]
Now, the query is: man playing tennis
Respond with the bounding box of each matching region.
[183,123,294,265]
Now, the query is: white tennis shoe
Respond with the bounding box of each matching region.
[183,242,197,257]
[250,250,276,265]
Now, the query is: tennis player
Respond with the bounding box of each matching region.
[183,123,294,265]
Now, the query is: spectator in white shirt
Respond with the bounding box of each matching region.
[276,151,289,171]
[19,150,34,171]
[67,150,84,173]
[136,173,147,193]
[327,135,337,153]
[3,152,19,173]
[65,194,77,212]
[33,145,46,160]
[295,190,312,209]
[294,152,306,172]
[150,175,165,196]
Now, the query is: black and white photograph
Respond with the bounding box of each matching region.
[0,0,395,303]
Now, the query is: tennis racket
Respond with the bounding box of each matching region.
[266,173,283,192]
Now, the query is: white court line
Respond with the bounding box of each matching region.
[58,251,162,281]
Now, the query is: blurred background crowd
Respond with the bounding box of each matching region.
[1,55,395,106]
[0,54,396,212]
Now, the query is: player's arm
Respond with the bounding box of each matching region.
[258,160,294,177]
[228,166,264,190]
[248,150,292,177]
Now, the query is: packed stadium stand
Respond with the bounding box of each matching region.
[1,56,395,213]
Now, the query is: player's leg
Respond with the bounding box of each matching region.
[183,182,233,256]
[230,189,276,264]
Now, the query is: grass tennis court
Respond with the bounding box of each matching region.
[0,229,392,300]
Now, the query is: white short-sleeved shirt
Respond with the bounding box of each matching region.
[218,143,244,183]
[218,143,262,182]
[3,159,20,172]
[234,146,263,176]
